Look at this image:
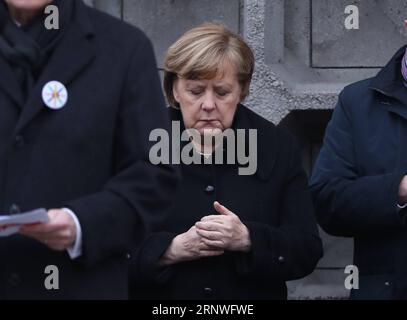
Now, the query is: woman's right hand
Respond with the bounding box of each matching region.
[158,226,224,266]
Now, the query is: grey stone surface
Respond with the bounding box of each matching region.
[244,0,338,124]
[312,0,406,67]
[239,0,356,299]
[284,0,310,66]
[94,0,122,18]
[288,269,351,299]
[263,0,380,96]
[122,0,240,67]
[317,229,353,269]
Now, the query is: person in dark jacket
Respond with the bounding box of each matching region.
[131,23,322,300]
[0,0,178,299]
[311,45,407,299]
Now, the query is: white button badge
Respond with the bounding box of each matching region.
[42,81,68,110]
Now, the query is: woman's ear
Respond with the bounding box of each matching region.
[240,83,250,102]
[172,80,180,104]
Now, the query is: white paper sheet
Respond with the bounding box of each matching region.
[0,208,49,237]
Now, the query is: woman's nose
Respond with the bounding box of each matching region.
[201,92,216,111]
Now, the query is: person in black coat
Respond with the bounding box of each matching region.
[0,0,178,299]
[310,45,407,299]
[130,23,322,300]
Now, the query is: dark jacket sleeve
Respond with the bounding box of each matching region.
[234,134,323,282]
[310,91,405,237]
[131,231,177,286]
[65,32,179,267]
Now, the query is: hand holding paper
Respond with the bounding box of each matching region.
[0,208,49,237]
[20,209,77,251]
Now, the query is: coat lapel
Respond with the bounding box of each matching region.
[14,1,96,133]
[369,45,407,122]
[0,53,25,108]
[371,83,407,122]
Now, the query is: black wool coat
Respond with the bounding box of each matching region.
[131,105,322,300]
[0,0,178,299]
[311,46,407,299]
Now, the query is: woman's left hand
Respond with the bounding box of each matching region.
[195,201,252,252]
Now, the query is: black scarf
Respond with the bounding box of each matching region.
[0,0,74,102]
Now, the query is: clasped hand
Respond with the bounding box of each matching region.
[160,201,251,266]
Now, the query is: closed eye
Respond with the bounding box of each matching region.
[189,89,204,96]
[217,91,230,97]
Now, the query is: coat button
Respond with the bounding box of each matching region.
[384,281,390,286]
[205,185,215,194]
[14,135,25,148]
[203,287,213,297]
[9,204,21,215]
[278,256,285,263]
[8,273,21,287]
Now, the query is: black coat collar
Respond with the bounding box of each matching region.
[169,104,277,180]
[369,45,407,104]
[369,45,407,120]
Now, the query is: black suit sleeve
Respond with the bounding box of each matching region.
[65,32,179,267]
[131,231,177,286]
[234,135,323,282]
[310,92,405,237]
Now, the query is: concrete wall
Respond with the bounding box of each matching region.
[85,0,407,299]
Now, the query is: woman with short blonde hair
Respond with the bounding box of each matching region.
[132,23,322,300]
[164,23,254,107]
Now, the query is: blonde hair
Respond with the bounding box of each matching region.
[164,23,255,108]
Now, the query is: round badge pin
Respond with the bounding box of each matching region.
[42,81,68,110]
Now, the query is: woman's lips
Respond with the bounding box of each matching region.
[199,121,221,129]
[199,119,220,125]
